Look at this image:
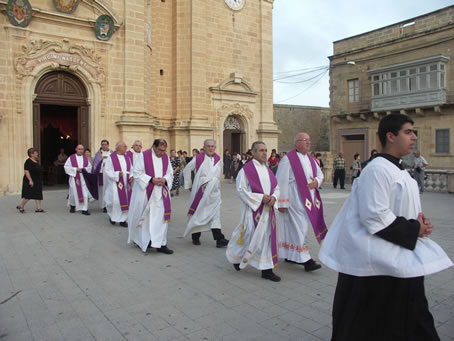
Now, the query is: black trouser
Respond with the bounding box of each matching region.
[333,169,345,189]
[192,229,224,241]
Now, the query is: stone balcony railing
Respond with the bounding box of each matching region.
[423,169,454,193]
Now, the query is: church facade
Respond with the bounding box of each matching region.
[0,0,279,194]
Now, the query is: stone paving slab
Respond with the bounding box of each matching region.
[0,182,453,341]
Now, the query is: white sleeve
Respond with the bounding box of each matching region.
[236,169,263,212]
[64,157,76,177]
[163,157,174,190]
[315,161,324,187]
[275,156,290,208]
[104,158,119,182]
[358,167,396,234]
[132,153,151,190]
[183,158,196,189]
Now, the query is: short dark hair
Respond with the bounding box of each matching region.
[251,141,265,152]
[315,152,322,158]
[378,113,414,147]
[27,148,38,157]
[153,139,167,148]
[354,153,360,160]
[84,148,91,153]
[101,139,109,145]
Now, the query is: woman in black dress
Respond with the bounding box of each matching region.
[169,149,181,196]
[16,148,44,213]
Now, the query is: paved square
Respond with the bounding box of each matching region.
[1,183,453,340]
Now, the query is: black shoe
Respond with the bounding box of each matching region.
[284,258,300,264]
[70,205,75,213]
[82,211,91,216]
[120,221,128,228]
[233,264,241,271]
[216,238,229,248]
[303,259,322,272]
[109,218,116,225]
[192,239,201,246]
[103,207,107,213]
[157,245,174,254]
[261,270,281,282]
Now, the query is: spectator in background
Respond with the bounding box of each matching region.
[280,151,287,160]
[241,153,247,165]
[84,148,94,167]
[361,149,378,170]
[230,152,243,183]
[16,148,44,213]
[351,153,362,183]
[413,151,428,193]
[268,151,279,175]
[333,152,346,189]
[223,149,232,179]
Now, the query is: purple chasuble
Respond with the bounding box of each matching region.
[125,150,134,165]
[92,151,104,186]
[70,154,88,204]
[286,149,327,244]
[188,153,221,216]
[242,161,279,267]
[143,149,171,222]
[110,152,132,212]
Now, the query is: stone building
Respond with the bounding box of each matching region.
[273,104,329,153]
[329,5,454,180]
[0,0,279,194]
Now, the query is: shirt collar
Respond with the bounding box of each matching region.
[252,158,265,167]
[376,153,404,170]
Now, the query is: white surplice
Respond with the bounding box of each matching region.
[128,148,141,166]
[319,157,453,278]
[64,154,92,211]
[226,159,280,270]
[127,150,173,252]
[276,153,324,263]
[183,155,222,237]
[104,154,131,223]
[97,149,111,208]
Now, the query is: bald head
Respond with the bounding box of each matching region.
[132,140,142,153]
[294,132,311,155]
[75,144,84,155]
[115,141,127,155]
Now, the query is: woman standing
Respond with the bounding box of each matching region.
[16,148,44,213]
[268,151,279,175]
[229,152,243,184]
[351,153,362,183]
[170,149,181,196]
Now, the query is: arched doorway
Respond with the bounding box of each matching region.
[223,115,245,155]
[33,71,89,184]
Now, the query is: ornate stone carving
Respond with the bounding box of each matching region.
[218,103,253,119]
[15,39,105,83]
[224,116,242,130]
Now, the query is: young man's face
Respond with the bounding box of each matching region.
[392,122,417,157]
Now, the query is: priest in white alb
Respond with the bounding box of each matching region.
[319,113,452,341]
[183,139,229,248]
[92,139,112,212]
[276,132,325,272]
[64,144,92,216]
[104,141,133,227]
[127,139,174,254]
[125,140,143,166]
[226,141,281,282]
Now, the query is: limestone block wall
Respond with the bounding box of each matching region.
[274,104,330,153]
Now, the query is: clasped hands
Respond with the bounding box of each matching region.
[152,177,166,186]
[418,212,433,238]
[262,194,275,208]
[307,177,318,190]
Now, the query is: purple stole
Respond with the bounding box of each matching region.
[286,150,327,244]
[125,150,134,165]
[69,154,88,204]
[187,153,221,216]
[143,149,171,222]
[110,152,132,212]
[242,161,279,267]
[93,151,104,186]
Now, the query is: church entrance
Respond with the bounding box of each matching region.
[33,71,89,185]
[223,115,245,155]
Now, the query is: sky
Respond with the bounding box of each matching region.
[272,0,453,107]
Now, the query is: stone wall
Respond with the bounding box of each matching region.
[273,104,330,153]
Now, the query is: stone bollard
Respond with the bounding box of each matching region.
[448,171,454,194]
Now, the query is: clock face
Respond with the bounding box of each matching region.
[224,0,245,11]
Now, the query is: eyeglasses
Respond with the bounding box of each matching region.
[296,139,311,142]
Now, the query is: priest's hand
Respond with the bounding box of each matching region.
[119,171,123,177]
[307,177,318,190]
[278,208,287,213]
[152,177,162,186]
[262,194,271,204]
[267,196,276,208]
[417,212,433,238]
[129,177,134,184]
[76,168,81,173]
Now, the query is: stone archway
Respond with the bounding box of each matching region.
[33,71,89,183]
[223,115,245,155]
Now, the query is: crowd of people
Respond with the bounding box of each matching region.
[14,114,452,341]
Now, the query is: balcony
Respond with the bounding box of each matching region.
[371,88,447,111]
